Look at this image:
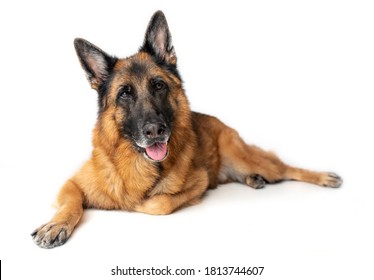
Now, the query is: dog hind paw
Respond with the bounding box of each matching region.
[245,174,266,189]
[321,172,343,188]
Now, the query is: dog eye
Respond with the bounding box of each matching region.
[119,85,132,98]
[153,81,165,91]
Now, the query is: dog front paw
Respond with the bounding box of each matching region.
[31,222,70,249]
[135,195,173,215]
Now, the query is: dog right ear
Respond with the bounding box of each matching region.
[74,38,117,90]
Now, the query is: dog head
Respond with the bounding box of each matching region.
[74,11,187,162]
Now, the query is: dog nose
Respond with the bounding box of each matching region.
[143,123,166,139]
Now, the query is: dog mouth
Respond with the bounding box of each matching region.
[142,142,169,162]
[132,123,171,162]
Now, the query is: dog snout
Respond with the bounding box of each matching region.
[142,123,167,140]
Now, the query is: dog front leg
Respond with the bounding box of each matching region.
[32,179,84,249]
[135,169,209,215]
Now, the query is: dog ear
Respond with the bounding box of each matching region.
[74,38,117,90]
[141,11,176,65]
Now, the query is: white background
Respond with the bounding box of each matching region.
[1,0,373,279]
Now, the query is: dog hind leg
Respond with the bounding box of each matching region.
[218,127,342,188]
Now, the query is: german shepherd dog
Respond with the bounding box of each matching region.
[32,11,342,248]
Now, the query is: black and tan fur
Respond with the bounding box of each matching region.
[32,11,342,249]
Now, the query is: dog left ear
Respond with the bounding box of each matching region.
[141,11,176,65]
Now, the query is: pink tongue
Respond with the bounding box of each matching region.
[145,143,168,161]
